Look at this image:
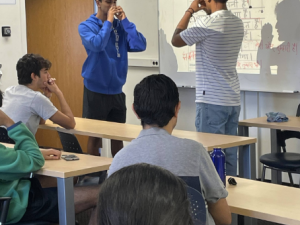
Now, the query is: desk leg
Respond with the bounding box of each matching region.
[57,177,75,225]
[238,143,256,180]
[270,129,282,184]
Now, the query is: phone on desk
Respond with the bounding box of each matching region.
[61,154,79,161]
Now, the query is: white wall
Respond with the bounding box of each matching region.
[123,67,300,184]
[0,0,27,91]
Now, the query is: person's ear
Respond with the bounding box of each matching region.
[30,73,38,81]
[132,104,141,119]
[174,101,181,118]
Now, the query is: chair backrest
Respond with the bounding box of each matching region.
[56,128,83,154]
[277,130,300,152]
[0,197,11,225]
[296,104,300,117]
[179,176,206,225]
[186,186,206,225]
[0,127,15,144]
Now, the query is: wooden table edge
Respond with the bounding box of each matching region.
[230,206,300,225]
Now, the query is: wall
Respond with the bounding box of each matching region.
[0,0,27,91]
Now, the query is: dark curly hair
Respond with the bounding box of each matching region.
[16,54,52,85]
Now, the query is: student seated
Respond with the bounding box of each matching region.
[0,109,99,224]
[108,74,231,225]
[98,163,193,225]
[1,53,75,135]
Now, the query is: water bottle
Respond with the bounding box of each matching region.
[210,148,226,187]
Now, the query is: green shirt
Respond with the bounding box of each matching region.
[0,122,45,223]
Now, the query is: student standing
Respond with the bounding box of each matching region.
[79,0,146,157]
[172,0,244,176]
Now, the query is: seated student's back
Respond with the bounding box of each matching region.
[108,74,231,225]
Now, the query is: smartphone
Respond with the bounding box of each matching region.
[61,154,79,161]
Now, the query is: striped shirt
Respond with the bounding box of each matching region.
[180,10,244,106]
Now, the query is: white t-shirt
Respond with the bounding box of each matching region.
[180,10,244,106]
[1,85,58,135]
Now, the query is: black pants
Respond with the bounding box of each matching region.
[19,178,59,223]
[82,86,126,123]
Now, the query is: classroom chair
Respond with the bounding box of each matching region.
[260,104,300,187]
[179,176,206,225]
[0,127,15,144]
[0,197,50,225]
[56,128,106,185]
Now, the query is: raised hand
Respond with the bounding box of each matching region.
[189,0,206,13]
[115,6,126,20]
[108,6,118,23]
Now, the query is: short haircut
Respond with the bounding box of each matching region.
[16,54,52,85]
[133,74,179,127]
[214,0,228,3]
[98,163,192,225]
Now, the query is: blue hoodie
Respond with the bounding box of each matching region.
[79,14,146,94]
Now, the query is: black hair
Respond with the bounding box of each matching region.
[16,53,52,85]
[98,163,193,225]
[133,74,179,127]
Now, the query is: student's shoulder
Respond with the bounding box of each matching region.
[173,136,206,152]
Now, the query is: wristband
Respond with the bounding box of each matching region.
[188,8,195,13]
[186,10,193,17]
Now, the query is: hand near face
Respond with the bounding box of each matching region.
[108,6,118,23]
[190,0,206,13]
[261,23,273,43]
[40,149,61,160]
[115,6,126,20]
[42,87,52,98]
[43,79,61,95]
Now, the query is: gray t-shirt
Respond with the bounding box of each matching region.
[108,127,228,225]
[1,85,58,135]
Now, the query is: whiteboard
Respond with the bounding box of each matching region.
[159,0,300,92]
[95,0,159,67]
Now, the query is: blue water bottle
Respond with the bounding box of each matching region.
[210,148,226,187]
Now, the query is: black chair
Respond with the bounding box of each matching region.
[0,197,50,225]
[0,127,15,144]
[56,128,107,185]
[56,128,83,154]
[260,104,300,187]
[179,176,206,225]
[260,130,300,187]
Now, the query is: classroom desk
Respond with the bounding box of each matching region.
[39,117,257,179]
[2,143,112,225]
[239,116,300,183]
[227,177,300,225]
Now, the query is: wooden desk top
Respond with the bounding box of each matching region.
[239,116,300,131]
[2,143,112,178]
[227,177,300,224]
[40,117,256,151]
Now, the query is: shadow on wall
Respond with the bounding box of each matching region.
[257,0,300,91]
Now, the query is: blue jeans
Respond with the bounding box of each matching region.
[195,103,241,176]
